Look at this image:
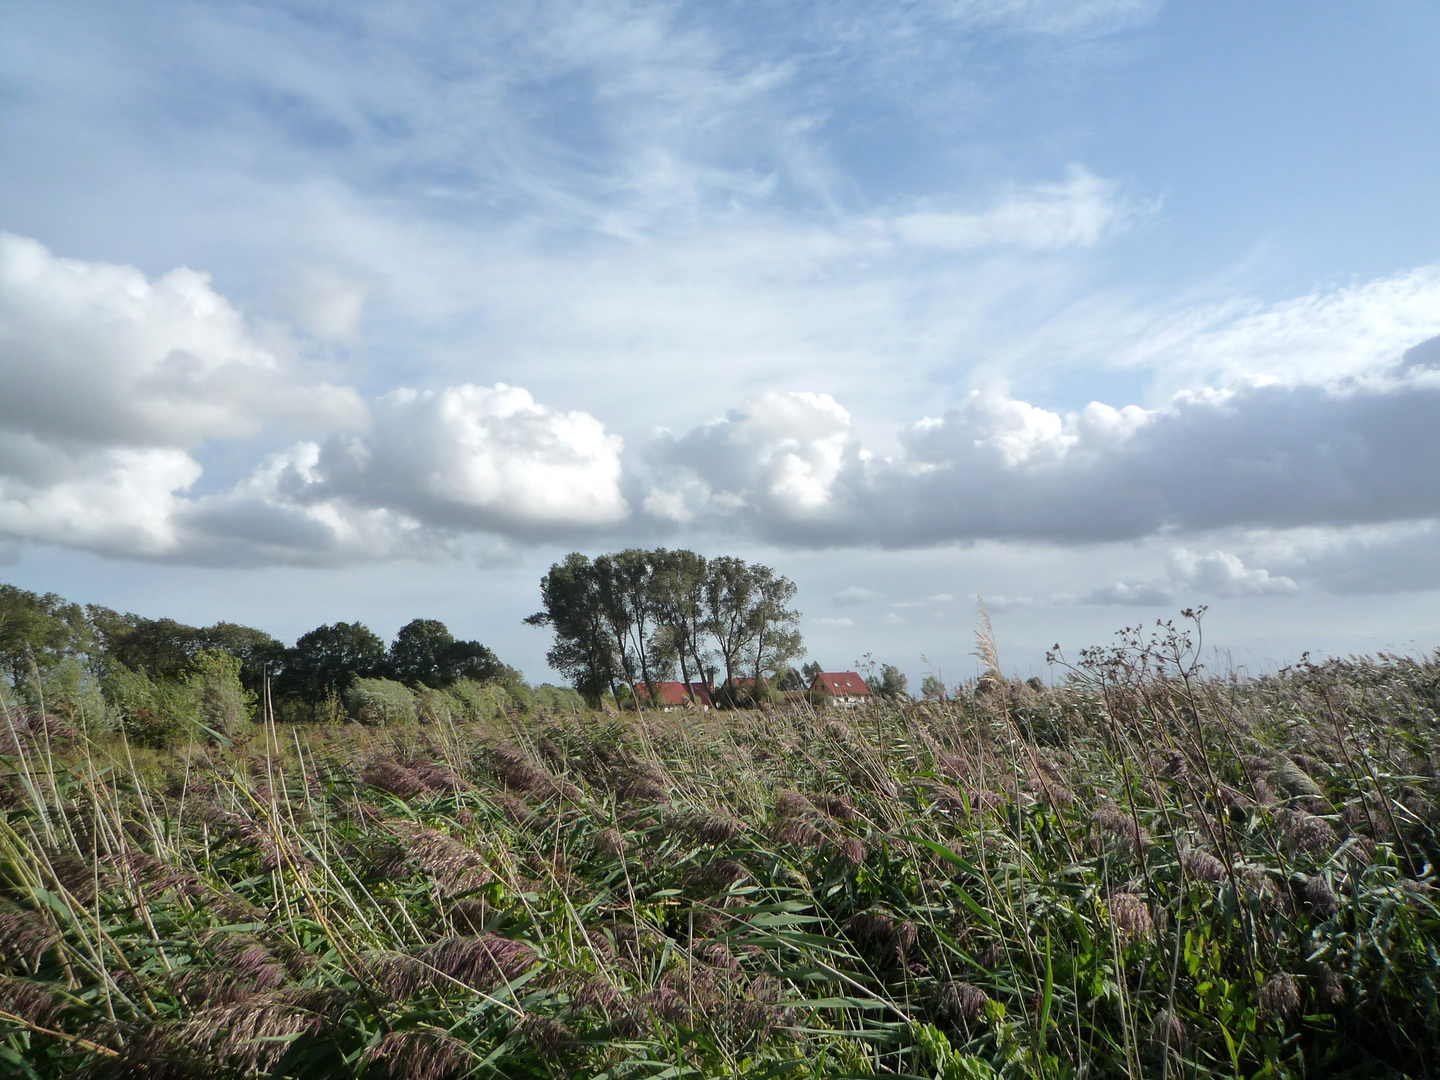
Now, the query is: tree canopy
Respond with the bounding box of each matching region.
[528,548,803,707]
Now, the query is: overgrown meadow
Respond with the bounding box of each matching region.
[3,618,1439,1079]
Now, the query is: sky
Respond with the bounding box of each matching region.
[2,0,1440,685]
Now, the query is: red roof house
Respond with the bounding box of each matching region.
[634,681,714,710]
[810,671,871,706]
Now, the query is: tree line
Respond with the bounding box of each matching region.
[526,549,803,707]
[0,581,526,742]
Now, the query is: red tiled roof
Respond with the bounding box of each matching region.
[812,672,870,696]
[635,681,713,707]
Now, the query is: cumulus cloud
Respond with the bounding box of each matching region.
[155,384,629,563]
[1079,548,1296,607]
[648,390,859,526]
[187,384,628,561]
[1166,548,1297,596]
[646,370,1440,548]
[0,237,627,563]
[0,234,365,449]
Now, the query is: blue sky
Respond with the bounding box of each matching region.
[3,0,1440,683]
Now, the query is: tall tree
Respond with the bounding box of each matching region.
[650,549,712,699]
[748,564,803,686]
[593,554,646,708]
[0,585,89,686]
[703,556,757,689]
[526,554,618,707]
[388,618,455,687]
[388,618,502,688]
[284,622,387,708]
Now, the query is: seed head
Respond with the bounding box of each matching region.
[1107,893,1154,941]
[1258,973,1301,1019]
[1181,849,1226,884]
[938,981,989,1021]
[1149,1009,1186,1050]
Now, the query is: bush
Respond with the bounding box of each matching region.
[104,665,201,748]
[493,665,535,714]
[534,683,584,715]
[414,687,456,724]
[443,678,510,723]
[345,677,416,725]
[25,658,115,735]
[190,650,255,739]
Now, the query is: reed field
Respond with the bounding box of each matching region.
[3,617,1439,1079]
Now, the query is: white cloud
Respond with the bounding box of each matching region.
[0,442,201,557]
[648,371,1440,548]
[0,237,627,563]
[890,168,1137,252]
[1166,548,1297,596]
[1122,267,1440,389]
[833,586,881,607]
[0,234,365,449]
[312,384,628,537]
[814,616,855,627]
[177,383,629,562]
[648,390,858,525]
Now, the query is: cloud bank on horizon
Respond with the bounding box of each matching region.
[3,230,1440,607]
[2,0,1440,641]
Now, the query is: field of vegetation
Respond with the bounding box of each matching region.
[3,606,1440,1078]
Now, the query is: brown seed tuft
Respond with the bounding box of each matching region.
[1278,809,1337,858]
[771,817,820,848]
[594,827,628,856]
[837,838,867,867]
[1107,893,1154,941]
[690,860,750,892]
[1300,875,1338,917]
[1093,806,1149,855]
[0,904,58,971]
[519,1013,573,1054]
[938,981,989,1022]
[363,1028,472,1080]
[0,974,64,1025]
[360,759,425,797]
[814,793,857,821]
[1311,962,1345,1004]
[1259,973,1301,1019]
[1181,849,1226,884]
[685,811,743,845]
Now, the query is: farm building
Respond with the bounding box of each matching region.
[810,671,871,707]
[633,680,714,711]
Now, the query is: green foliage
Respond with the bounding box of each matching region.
[533,682,585,714]
[875,662,908,699]
[190,649,255,739]
[102,664,202,747]
[344,676,416,725]
[15,658,112,734]
[0,584,90,685]
[529,548,803,707]
[443,678,512,723]
[7,598,1440,1079]
[389,617,503,689]
[283,620,387,709]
